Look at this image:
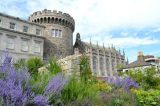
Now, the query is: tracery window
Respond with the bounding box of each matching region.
[92,56,97,75]
[100,57,105,76]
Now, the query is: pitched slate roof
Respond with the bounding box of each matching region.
[125,60,151,68]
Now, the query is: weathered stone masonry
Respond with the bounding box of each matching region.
[28,9,75,60]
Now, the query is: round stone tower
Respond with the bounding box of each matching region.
[28,9,75,59]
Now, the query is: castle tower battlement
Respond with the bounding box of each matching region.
[29,9,75,59]
[28,9,75,32]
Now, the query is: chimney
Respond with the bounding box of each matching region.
[137,51,145,63]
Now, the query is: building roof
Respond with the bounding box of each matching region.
[74,33,123,55]
[0,12,45,27]
[124,52,156,69]
[125,60,151,68]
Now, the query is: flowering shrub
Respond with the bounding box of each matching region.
[106,75,139,91]
[0,53,69,106]
[45,73,68,95]
[34,95,48,106]
[0,54,35,105]
[44,73,68,105]
[4,52,160,106]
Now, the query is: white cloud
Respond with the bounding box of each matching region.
[1,0,160,35]
[83,35,160,48]
[1,0,160,61]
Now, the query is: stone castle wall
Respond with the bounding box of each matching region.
[28,9,75,59]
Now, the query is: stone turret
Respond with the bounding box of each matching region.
[137,51,145,63]
[29,9,75,59]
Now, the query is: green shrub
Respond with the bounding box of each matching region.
[102,88,137,106]
[79,54,92,83]
[14,59,26,70]
[61,75,102,105]
[48,57,62,74]
[126,67,160,90]
[132,89,160,106]
[27,57,44,79]
[30,57,62,94]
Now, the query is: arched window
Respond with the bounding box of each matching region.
[106,58,110,75]
[48,17,50,23]
[112,59,115,71]
[51,17,54,23]
[100,57,105,76]
[55,18,58,23]
[40,18,43,23]
[37,19,40,23]
[65,21,68,26]
[106,58,109,70]
[92,56,97,75]
[59,18,62,24]
[44,17,47,23]
[62,19,65,25]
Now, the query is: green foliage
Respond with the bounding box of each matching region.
[132,89,160,106]
[11,56,160,105]
[27,57,44,79]
[30,71,55,94]
[124,67,160,106]
[126,67,160,90]
[14,59,26,70]
[30,58,62,94]
[48,57,62,74]
[79,54,92,83]
[102,89,137,106]
[61,75,102,105]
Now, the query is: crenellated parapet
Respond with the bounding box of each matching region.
[28,9,75,32]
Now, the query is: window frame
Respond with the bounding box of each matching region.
[36,29,41,36]
[6,37,15,50]
[21,38,29,52]
[51,29,62,38]
[33,41,41,53]
[23,26,29,33]
[92,55,97,75]
[9,22,16,30]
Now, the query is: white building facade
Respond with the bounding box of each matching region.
[0,12,45,63]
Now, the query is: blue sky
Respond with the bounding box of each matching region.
[0,0,160,62]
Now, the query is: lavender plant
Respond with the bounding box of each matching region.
[106,75,139,91]
[45,73,68,95]
[0,53,49,106]
[44,73,68,105]
[0,54,32,105]
[34,95,48,106]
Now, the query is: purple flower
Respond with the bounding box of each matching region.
[123,76,139,91]
[106,75,139,91]
[44,73,68,95]
[34,95,48,106]
[0,53,35,105]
